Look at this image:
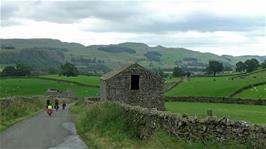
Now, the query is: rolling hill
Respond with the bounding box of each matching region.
[1,38,265,73]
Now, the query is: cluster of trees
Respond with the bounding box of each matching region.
[236,59,264,72]
[172,60,224,77]
[78,64,110,74]
[172,66,191,77]
[71,57,105,64]
[1,64,31,77]
[144,51,162,62]
[98,46,136,54]
[1,45,16,49]
[60,62,79,77]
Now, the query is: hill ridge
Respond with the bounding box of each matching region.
[1,38,265,73]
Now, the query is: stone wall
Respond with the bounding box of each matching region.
[166,96,266,105]
[109,101,266,148]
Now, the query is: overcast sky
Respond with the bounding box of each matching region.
[1,0,265,56]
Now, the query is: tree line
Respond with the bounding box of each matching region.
[236,59,265,72]
[1,64,31,77]
[172,59,265,77]
[1,62,79,77]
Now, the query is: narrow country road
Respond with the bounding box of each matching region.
[0,106,88,149]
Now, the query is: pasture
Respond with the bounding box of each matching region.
[165,70,266,98]
[0,78,99,97]
[166,102,266,124]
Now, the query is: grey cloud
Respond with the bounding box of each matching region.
[1,1,23,26]
[85,13,264,33]
[1,1,18,19]
[1,1,141,23]
[1,1,264,33]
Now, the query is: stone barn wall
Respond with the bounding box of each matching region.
[100,64,165,110]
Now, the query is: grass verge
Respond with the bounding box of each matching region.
[0,97,45,132]
[70,101,249,149]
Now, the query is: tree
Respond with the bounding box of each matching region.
[260,60,266,69]
[1,66,17,76]
[60,62,79,77]
[236,61,246,72]
[245,59,259,72]
[173,66,184,77]
[207,60,223,76]
[15,64,31,76]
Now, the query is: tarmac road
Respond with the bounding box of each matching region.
[0,106,88,149]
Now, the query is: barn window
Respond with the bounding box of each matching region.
[131,75,139,90]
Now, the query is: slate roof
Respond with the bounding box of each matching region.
[101,63,163,81]
[101,63,135,80]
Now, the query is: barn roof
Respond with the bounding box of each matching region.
[101,63,162,81]
[101,63,134,80]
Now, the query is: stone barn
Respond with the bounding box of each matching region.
[100,63,165,110]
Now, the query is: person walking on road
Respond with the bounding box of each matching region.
[62,101,66,110]
[54,99,59,111]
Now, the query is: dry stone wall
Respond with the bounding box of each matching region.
[110,101,266,148]
[166,96,266,105]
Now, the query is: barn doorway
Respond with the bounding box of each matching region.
[131,75,139,90]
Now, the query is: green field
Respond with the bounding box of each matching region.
[166,102,266,124]
[165,70,266,98]
[41,75,100,86]
[236,84,266,99]
[0,78,99,97]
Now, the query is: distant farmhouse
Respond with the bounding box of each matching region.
[100,63,165,110]
[47,89,74,98]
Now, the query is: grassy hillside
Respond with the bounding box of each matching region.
[0,78,99,97]
[0,48,64,70]
[1,39,265,72]
[166,102,266,124]
[166,70,266,97]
